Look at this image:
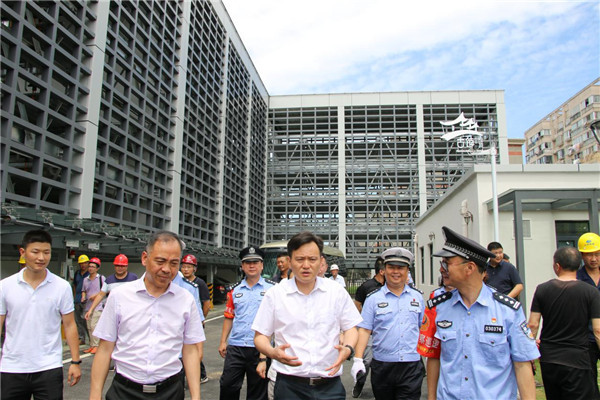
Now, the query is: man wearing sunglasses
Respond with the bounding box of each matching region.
[419,226,539,400]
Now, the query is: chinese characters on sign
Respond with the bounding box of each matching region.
[439,112,484,153]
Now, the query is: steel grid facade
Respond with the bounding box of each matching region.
[267,97,504,268]
[1,0,268,255]
[1,1,94,214]
[180,0,226,247]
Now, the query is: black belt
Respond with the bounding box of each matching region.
[277,373,338,387]
[114,370,183,394]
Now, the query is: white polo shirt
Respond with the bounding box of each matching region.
[0,269,74,373]
[252,277,362,378]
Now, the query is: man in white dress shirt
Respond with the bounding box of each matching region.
[253,231,362,399]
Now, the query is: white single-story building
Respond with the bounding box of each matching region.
[414,164,600,311]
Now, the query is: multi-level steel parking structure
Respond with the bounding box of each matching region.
[267,94,507,268]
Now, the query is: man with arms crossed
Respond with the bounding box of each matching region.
[419,226,539,400]
[253,231,362,400]
[1,229,81,399]
[528,246,600,400]
[89,231,204,400]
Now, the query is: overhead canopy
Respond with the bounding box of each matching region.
[1,204,239,266]
[485,188,599,311]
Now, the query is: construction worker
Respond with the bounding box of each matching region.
[576,231,600,398]
[85,254,137,320]
[73,255,90,345]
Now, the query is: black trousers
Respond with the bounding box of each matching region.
[219,345,268,400]
[106,371,184,400]
[1,367,63,400]
[589,341,600,399]
[201,360,207,379]
[274,374,345,400]
[540,361,597,400]
[370,359,423,400]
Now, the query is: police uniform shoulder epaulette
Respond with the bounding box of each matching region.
[182,278,199,288]
[408,283,423,294]
[366,286,382,298]
[485,283,498,292]
[229,281,242,291]
[264,278,276,285]
[492,292,521,310]
[426,291,452,309]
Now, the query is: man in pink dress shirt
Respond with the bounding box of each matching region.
[89,231,205,400]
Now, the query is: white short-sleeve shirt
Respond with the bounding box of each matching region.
[252,277,362,378]
[0,269,74,373]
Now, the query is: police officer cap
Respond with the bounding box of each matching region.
[433,226,495,267]
[381,247,414,266]
[239,246,265,262]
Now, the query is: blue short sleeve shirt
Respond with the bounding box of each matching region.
[358,284,424,362]
[434,285,540,400]
[228,277,274,347]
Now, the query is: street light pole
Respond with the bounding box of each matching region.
[490,144,499,242]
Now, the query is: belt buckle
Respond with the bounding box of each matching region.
[308,377,320,386]
[142,384,157,394]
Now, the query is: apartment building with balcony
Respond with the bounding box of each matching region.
[525,78,600,165]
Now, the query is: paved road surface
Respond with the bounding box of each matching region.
[61,302,428,399]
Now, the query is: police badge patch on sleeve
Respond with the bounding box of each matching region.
[519,321,535,340]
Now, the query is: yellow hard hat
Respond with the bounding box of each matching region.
[18,256,26,265]
[578,232,600,253]
[78,254,90,264]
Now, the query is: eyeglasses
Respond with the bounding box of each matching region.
[440,260,469,271]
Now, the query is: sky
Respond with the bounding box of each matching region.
[221,0,599,138]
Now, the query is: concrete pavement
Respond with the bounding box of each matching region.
[61,302,428,399]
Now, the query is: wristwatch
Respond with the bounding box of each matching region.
[71,360,82,365]
[258,357,267,363]
[344,345,355,360]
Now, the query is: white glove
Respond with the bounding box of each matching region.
[351,357,366,383]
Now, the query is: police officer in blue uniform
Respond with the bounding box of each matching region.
[218,246,274,400]
[422,226,539,400]
[352,247,425,400]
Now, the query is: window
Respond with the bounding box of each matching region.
[555,220,590,248]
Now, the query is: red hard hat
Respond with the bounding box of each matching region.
[113,254,128,266]
[89,257,101,267]
[182,254,197,266]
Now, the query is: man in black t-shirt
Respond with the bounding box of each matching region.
[351,257,385,398]
[485,242,523,298]
[528,246,600,400]
[354,258,385,311]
